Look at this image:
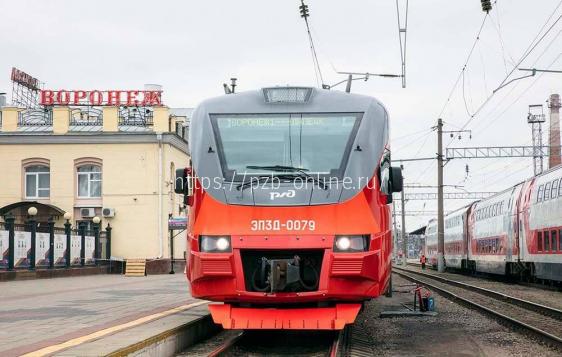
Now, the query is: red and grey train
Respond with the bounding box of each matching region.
[425,164,562,283]
[175,87,403,330]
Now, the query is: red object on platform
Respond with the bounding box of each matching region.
[208,303,362,330]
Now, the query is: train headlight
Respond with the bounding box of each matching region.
[199,236,232,253]
[334,235,369,252]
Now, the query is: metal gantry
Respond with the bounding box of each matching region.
[444,145,560,160]
[404,192,496,200]
[528,104,546,175]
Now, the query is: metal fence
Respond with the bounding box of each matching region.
[18,108,53,127]
[118,107,154,127]
[0,216,111,270]
[69,107,103,126]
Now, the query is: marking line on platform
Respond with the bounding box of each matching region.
[21,300,209,357]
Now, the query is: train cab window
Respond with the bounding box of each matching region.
[537,185,544,202]
[538,231,543,251]
[544,231,550,251]
[552,180,559,199]
[545,182,551,200]
[552,230,558,252]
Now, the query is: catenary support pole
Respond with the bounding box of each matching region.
[437,118,445,272]
[401,186,407,265]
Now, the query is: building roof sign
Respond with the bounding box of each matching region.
[11,67,40,91]
[40,90,163,106]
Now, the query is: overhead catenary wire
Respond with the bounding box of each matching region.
[447,1,562,143]
[437,13,490,120]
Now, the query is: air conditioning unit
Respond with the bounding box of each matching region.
[80,208,96,218]
[102,208,115,217]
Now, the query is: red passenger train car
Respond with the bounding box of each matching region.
[175,87,403,330]
[428,164,562,284]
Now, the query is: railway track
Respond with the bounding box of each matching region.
[393,267,562,348]
[206,324,374,356]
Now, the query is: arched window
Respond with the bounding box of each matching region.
[77,165,102,198]
[25,165,50,198]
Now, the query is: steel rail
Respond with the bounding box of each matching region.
[207,331,245,357]
[394,266,562,321]
[329,328,345,357]
[393,269,562,348]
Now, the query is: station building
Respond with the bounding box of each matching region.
[0,101,191,272]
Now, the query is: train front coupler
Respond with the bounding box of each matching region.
[253,255,319,293]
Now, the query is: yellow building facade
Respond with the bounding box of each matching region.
[0,105,190,271]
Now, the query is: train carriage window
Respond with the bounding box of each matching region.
[552,180,559,199]
[544,231,550,251]
[537,185,544,202]
[551,230,557,253]
[545,182,551,200]
[538,231,543,251]
[559,229,562,251]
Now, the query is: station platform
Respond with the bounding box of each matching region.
[0,274,216,357]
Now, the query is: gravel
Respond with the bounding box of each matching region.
[356,273,561,356]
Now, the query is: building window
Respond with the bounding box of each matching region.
[77,165,102,198]
[545,182,551,200]
[25,165,50,198]
[552,180,559,199]
[537,185,544,202]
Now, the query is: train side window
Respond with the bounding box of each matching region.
[551,230,557,252]
[545,182,551,200]
[559,229,562,251]
[538,231,543,251]
[552,180,559,199]
[544,231,550,251]
[537,185,544,202]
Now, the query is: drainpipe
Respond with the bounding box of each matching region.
[157,133,164,258]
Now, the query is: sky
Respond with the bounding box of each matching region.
[1,0,561,230]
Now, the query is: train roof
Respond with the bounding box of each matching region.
[190,86,387,116]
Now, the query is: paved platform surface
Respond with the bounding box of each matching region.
[0,273,199,356]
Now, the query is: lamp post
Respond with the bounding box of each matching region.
[92,216,101,264]
[64,212,72,268]
[28,206,37,270]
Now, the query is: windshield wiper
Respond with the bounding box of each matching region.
[245,165,328,190]
[246,165,309,172]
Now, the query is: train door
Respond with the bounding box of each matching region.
[517,180,533,262]
[507,184,522,263]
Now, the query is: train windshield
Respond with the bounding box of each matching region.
[211,113,362,181]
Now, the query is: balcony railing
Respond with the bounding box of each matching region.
[18,109,53,127]
[118,107,154,127]
[69,107,103,126]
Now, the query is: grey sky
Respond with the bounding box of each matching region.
[1,0,561,230]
